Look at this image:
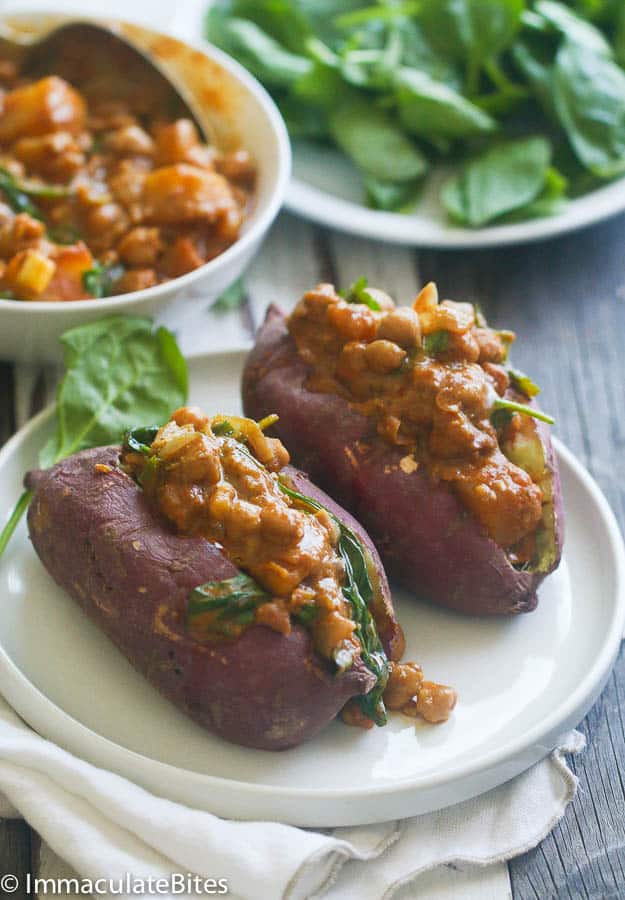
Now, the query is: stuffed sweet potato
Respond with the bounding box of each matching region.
[26,407,455,750]
[243,282,564,616]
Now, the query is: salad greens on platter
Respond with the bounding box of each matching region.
[205,0,625,226]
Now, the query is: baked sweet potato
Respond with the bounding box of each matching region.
[26,409,451,751]
[242,283,564,616]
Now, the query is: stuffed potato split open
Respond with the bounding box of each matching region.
[26,407,455,750]
[242,282,564,616]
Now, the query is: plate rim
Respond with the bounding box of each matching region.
[0,348,623,811]
[285,171,625,249]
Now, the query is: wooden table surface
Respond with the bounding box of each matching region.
[0,210,623,899]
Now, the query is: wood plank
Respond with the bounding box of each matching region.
[419,211,625,900]
[0,820,31,900]
[0,364,14,445]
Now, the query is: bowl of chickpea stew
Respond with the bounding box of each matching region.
[0,14,290,361]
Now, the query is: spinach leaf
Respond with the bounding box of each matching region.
[0,317,188,559]
[533,0,611,54]
[364,174,422,211]
[339,25,403,90]
[395,69,497,140]
[278,479,390,726]
[552,38,625,178]
[206,13,312,87]
[205,0,307,50]
[40,317,187,467]
[82,262,125,299]
[0,168,42,219]
[124,425,160,455]
[328,95,428,183]
[213,278,246,312]
[187,573,269,636]
[339,275,381,310]
[419,0,525,92]
[442,136,553,226]
[499,165,568,221]
[511,34,558,115]
[423,331,450,354]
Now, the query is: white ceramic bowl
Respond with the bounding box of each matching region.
[0,13,291,363]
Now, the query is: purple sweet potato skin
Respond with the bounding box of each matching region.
[25,446,383,751]
[242,305,564,616]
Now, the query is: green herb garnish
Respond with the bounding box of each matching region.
[187,572,269,636]
[508,366,541,398]
[0,317,187,560]
[339,276,382,311]
[423,330,450,354]
[0,168,43,219]
[492,396,555,425]
[82,262,125,299]
[213,278,246,312]
[278,480,389,726]
[124,425,160,456]
[212,420,235,437]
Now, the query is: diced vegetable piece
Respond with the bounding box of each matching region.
[5,249,55,298]
[0,76,86,143]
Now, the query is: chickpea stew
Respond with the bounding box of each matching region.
[0,34,255,302]
[121,406,456,728]
[288,280,555,567]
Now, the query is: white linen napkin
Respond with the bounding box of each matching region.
[0,694,584,900]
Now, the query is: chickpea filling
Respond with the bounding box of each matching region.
[0,43,254,301]
[288,281,553,566]
[121,406,456,727]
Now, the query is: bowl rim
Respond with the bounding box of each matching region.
[0,11,291,315]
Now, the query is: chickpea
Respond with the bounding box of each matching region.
[413,682,458,723]
[377,307,422,348]
[364,339,406,374]
[327,302,377,342]
[117,227,163,267]
[384,661,423,710]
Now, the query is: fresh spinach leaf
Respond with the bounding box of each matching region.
[206,13,312,87]
[39,317,187,468]
[0,317,188,559]
[395,69,497,140]
[82,262,125,299]
[213,278,246,312]
[419,0,525,92]
[328,95,428,183]
[442,136,553,226]
[124,425,160,455]
[364,174,422,211]
[0,168,42,219]
[278,479,390,726]
[187,573,269,636]
[533,0,611,53]
[552,38,625,177]
[499,165,568,221]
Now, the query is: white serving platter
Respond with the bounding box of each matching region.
[288,140,625,248]
[0,350,622,827]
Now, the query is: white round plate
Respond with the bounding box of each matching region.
[0,350,623,827]
[288,140,625,248]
